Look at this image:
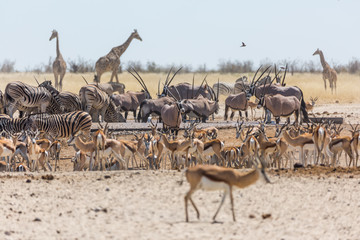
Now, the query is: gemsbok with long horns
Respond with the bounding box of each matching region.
[111,68,151,121]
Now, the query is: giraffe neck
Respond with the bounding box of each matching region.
[318,50,328,69]
[56,36,61,57]
[113,34,135,57]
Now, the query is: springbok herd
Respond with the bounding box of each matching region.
[0,29,354,222]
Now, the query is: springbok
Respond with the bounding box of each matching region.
[305,97,318,114]
[184,158,271,222]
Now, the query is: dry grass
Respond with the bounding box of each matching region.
[0,72,359,104]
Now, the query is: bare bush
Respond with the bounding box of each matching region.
[68,57,95,73]
[0,59,16,73]
[218,60,253,73]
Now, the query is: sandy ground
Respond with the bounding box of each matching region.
[1,103,360,239]
[1,169,360,240]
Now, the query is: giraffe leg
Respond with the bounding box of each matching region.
[110,69,117,83]
[322,74,327,90]
[54,73,59,90]
[59,72,65,92]
[115,70,119,83]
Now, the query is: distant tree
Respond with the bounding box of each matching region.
[0,59,16,73]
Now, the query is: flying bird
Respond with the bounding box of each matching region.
[240,42,246,47]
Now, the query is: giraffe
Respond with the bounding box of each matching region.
[313,48,337,94]
[49,30,67,92]
[94,29,142,83]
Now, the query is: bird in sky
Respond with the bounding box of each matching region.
[240,42,246,47]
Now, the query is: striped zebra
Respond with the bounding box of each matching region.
[90,99,125,122]
[4,81,60,117]
[0,115,35,135]
[31,111,92,139]
[212,82,235,96]
[39,81,81,112]
[79,84,110,122]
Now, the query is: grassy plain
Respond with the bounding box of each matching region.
[0,71,359,104]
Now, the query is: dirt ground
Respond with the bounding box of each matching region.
[1,103,360,239]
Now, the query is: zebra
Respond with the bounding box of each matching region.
[212,76,249,96]
[79,84,110,122]
[4,81,60,117]
[0,115,35,135]
[89,99,126,122]
[212,82,235,96]
[39,81,81,112]
[30,111,92,139]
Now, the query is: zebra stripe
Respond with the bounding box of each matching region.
[4,81,60,117]
[0,116,33,134]
[212,82,235,96]
[39,81,81,112]
[32,111,92,139]
[79,85,110,122]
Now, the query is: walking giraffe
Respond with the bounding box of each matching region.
[94,29,142,83]
[49,30,67,92]
[313,48,337,94]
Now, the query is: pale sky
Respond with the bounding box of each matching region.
[0,0,359,71]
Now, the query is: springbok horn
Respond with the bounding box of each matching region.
[81,76,89,85]
[281,64,288,86]
[33,76,40,86]
[274,64,277,81]
[166,67,183,87]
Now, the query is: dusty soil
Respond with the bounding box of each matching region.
[1,103,360,239]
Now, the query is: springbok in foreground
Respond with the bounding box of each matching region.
[184,158,271,222]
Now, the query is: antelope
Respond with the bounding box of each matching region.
[305,97,318,114]
[239,126,260,168]
[224,92,249,121]
[181,95,219,123]
[312,122,329,165]
[325,127,354,167]
[248,98,259,121]
[278,126,315,167]
[160,96,185,137]
[183,128,205,167]
[0,136,16,171]
[67,133,96,170]
[255,128,278,168]
[184,158,271,222]
[93,123,107,170]
[72,150,90,171]
[27,135,52,171]
[160,68,214,100]
[138,96,175,122]
[202,139,226,166]
[160,134,193,169]
[248,66,309,123]
[119,134,149,169]
[111,68,152,120]
[350,124,360,166]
